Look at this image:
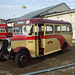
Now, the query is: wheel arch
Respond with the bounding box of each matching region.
[62,41,67,49]
[13,47,32,59]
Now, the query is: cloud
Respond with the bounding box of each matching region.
[0,4,46,19]
[0,4,23,19]
[0,0,75,19]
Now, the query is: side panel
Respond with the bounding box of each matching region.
[62,33,72,46]
[41,34,68,55]
[11,40,26,49]
[45,38,61,55]
[11,38,36,57]
[26,39,36,57]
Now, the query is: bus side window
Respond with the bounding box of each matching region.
[0,29,6,33]
[45,25,53,34]
[35,25,37,35]
[67,26,72,33]
[1,30,5,32]
[1,20,5,24]
[62,26,67,33]
[55,25,61,33]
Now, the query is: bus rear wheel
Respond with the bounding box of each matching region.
[15,51,28,68]
[61,43,67,52]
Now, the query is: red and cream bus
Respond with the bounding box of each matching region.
[0,19,7,39]
[0,19,13,39]
[0,18,72,67]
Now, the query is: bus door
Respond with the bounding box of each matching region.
[35,24,45,56]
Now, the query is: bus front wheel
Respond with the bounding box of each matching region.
[15,51,28,68]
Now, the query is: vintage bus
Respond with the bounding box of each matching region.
[0,19,13,39]
[0,19,7,39]
[0,18,72,67]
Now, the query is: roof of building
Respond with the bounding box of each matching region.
[8,3,71,23]
[45,9,75,17]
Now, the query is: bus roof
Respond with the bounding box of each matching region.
[0,19,6,22]
[14,18,71,26]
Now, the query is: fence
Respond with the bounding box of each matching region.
[20,63,75,75]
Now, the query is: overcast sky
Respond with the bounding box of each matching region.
[0,0,75,20]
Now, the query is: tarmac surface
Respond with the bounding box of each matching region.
[0,44,75,75]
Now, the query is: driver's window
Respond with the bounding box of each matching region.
[22,26,28,35]
[22,25,31,36]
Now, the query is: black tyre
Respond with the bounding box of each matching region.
[61,43,67,52]
[15,51,28,68]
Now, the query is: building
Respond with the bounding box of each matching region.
[44,9,75,39]
[7,3,75,39]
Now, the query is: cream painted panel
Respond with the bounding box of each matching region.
[26,40,36,57]
[62,34,72,46]
[41,39,45,48]
[73,32,75,39]
[11,40,36,57]
[11,40,26,49]
[45,38,61,55]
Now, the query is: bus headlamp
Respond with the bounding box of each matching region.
[7,46,11,52]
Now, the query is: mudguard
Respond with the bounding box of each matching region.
[13,47,32,59]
